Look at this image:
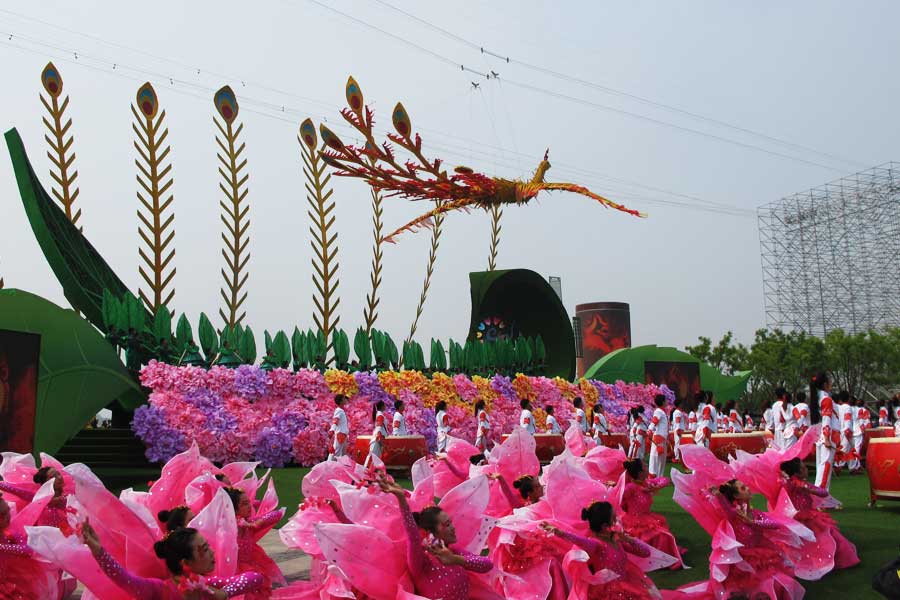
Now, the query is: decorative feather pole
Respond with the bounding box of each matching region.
[214,86,250,328]
[132,82,175,312]
[486,204,503,271]
[406,201,445,348]
[362,162,384,334]
[300,119,340,360]
[40,62,81,227]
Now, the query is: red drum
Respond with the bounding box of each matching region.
[598,433,629,451]
[709,432,768,460]
[866,437,900,504]
[352,435,427,468]
[863,427,895,460]
[680,433,697,447]
[501,433,565,462]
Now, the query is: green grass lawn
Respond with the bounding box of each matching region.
[103,464,899,598]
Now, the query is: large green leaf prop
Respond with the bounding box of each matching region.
[5,128,150,332]
[0,289,144,454]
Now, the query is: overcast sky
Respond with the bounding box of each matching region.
[1,1,897,354]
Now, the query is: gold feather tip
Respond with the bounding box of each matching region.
[392,102,411,137]
[214,85,239,123]
[41,62,63,97]
[136,82,158,118]
[319,124,344,151]
[346,76,364,114]
[299,118,317,149]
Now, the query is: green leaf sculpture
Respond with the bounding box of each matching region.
[273,330,291,368]
[0,289,144,454]
[291,327,306,370]
[5,128,150,333]
[239,325,257,364]
[197,312,217,362]
[175,314,193,349]
[354,327,372,369]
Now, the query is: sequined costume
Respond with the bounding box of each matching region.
[0,482,73,535]
[556,528,661,600]
[93,546,265,599]
[781,477,859,579]
[620,478,683,568]
[0,531,63,600]
[237,509,287,598]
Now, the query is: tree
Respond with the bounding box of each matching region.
[685,331,750,375]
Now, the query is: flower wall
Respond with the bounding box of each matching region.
[134,361,675,467]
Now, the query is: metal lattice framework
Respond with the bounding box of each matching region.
[758,162,900,336]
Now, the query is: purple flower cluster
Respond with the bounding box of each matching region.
[254,426,295,468]
[354,370,394,405]
[234,364,269,401]
[185,389,236,434]
[132,405,187,463]
[490,375,517,401]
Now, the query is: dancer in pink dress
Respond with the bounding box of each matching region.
[81,520,265,599]
[0,464,75,535]
[620,458,684,568]
[665,466,807,599]
[377,476,497,600]
[541,501,662,600]
[224,487,286,597]
[0,496,68,599]
[778,457,859,577]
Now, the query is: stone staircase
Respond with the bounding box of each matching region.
[54,427,153,476]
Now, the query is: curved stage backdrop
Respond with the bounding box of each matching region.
[468,269,576,380]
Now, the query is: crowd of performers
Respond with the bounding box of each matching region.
[3,370,892,599]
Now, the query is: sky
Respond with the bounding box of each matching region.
[0,1,897,354]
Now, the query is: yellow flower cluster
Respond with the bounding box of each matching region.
[512,373,535,401]
[324,369,358,396]
[553,376,578,400]
[578,378,599,404]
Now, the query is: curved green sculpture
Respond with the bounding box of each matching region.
[584,344,751,403]
[4,128,145,333]
[0,289,143,454]
[468,269,575,379]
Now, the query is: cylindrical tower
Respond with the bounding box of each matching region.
[575,302,631,377]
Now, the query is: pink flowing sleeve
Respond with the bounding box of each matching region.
[0,482,35,501]
[497,476,524,509]
[645,477,669,491]
[398,497,429,577]
[750,510,782,530]
[247,509,285,531]
[805,485,829,498]
[455,549,493,573]
[620,536,652,558]
[556,529,601,555]
[206,572,266,596]
[92,547,165,600]
[443,459,467,480]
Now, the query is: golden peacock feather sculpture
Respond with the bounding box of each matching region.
[320,76,646,242]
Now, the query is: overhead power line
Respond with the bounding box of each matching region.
[369,0,867,171]
[0,24,752,218]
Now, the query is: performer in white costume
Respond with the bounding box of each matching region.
[328,394,350,460]
[648,395,669,477]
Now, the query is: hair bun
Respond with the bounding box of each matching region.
[158,509,171,522]
[580,507,590,521]
[512,479,522,489]
[153,539,167,559]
